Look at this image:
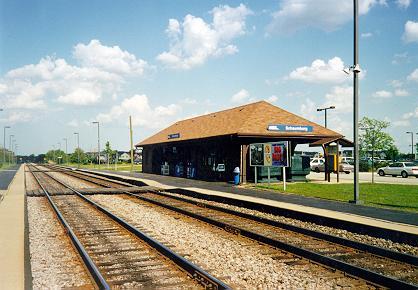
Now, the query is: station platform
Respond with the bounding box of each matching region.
[0,165,28,289]
[84,169,418,236]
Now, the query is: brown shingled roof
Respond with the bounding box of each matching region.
[138,101,343,146]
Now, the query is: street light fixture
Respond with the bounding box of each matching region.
[3,126,10,165]
[317,106,336,128]
[74,132,80,168]
[406,132,414,160]
[9,134,14,165]
[92,121,100,168]
[63,138,68,164]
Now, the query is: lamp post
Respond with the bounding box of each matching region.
[74,132,80,168]
[9,135,14,165]
[11,139,16,164]
[316,106,336,128]
[92,121,100,168]
[63,138,68,164]
[3,126,10,165]
[406,132,414,160]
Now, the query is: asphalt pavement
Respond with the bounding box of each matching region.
[307,171,418,185]
[0,165,20,190]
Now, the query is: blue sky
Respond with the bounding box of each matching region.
[0,0,417,155]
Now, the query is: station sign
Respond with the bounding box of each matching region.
[168,133,180,139]
[250,141,290,167]
[267,124,313,133]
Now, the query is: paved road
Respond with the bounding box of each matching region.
[0,165,20,190]
[307,171,418,185]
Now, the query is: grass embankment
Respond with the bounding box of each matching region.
[0,163,16,170]
[66,163,142,172]
[256,183,418,213]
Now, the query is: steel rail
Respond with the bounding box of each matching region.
[27,165,110,290]
[153,191,418,266]
[128,192,417,290]
[33,164,230,290]
[56,167,418,266]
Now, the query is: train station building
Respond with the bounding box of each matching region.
[137,101,352,183]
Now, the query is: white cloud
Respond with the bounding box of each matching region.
[402,107,418,119]
[403,20,418,43]
[267,0,386,34]
[299,98,319,122]
[57,87,102,105]
[96,94,182,129]
[67,119,79,127]
[391,52,409,65]
[394,89,410,97]
[181,98,198,104]
[0,111,33,124]
[266,95,278,103]
[287,57,348,84]
[323,86,353,112]
[397,0,412,9]
[157,4,252,69]
[231,89,251,103]
[390,79,403,88]
[0,40,148,109]
[393,120,410,127]
[407,68,418,81]
[373,90,393,98]
[73,39,148,75]
[361,32,373,38]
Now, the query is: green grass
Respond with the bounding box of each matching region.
[0,163,16,170]
[65,163,142,172]
[256,183,418,213]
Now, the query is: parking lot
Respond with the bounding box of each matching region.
[307,171,418,185]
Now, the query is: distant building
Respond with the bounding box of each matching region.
[119,152,131,162]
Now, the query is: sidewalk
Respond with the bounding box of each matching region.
[0,165,26,289]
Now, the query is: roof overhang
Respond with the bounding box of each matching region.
[309,137,353,147]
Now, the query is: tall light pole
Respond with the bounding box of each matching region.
[406,132,414,160]
[74,132,80,168]
[11,139,16,165]
[3,126,10,165]
[317,106,336,128]
[14,144,18,164]
[63,138,68,164]
[92,121,100,168]
[9,134,14,165]
[346,0,362,204]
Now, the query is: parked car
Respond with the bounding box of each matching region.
[310,158,324,172]
[377,162,418,178]
[311,161,353,174]
[341,157,354,165]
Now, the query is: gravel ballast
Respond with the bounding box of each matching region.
[27,197,93,289]
[91,194,371,289]
[162,192,418,256]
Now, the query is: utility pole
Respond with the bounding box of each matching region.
[129,116,134,172]
[92,122,100,168]
[406,132,414,160]
[63,138,68,164]
[74,132,80,168]
[3,126,10,166]
[351,0,362,204]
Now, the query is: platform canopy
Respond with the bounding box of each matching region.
[138,101,344,146]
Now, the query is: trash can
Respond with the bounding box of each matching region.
[233,167,240,185]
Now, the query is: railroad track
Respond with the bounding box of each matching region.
[27,164,228,289]
[38,164,418,289]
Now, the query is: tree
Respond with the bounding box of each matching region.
[385,144,399,162]
[359,117,396,159]
[45,149,66,163]
[70,148,87,164]
[104,141,116,163]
